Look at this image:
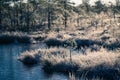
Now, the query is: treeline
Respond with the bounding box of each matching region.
[0,0,120,32]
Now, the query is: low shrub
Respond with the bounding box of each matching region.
[18,51,40,65]
[0,35,15,43]
[0,34,33,44]
[45,38,63,47]
[17,36,32,43]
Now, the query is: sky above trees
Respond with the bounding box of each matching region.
[71,0,115,5]
[20,0,116,6]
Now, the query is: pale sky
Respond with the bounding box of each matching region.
[70,0,115,5]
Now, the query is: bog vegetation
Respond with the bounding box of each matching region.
[1,0,120,80]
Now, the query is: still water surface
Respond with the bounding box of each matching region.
[0,44,68,80]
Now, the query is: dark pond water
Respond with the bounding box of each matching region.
[0,44,68,80]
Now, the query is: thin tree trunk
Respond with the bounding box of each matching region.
[13,0,16,31]
[64,0,67,29]
[0,0,2,29]
[16,5,19,31]
[70,49,72,63]
[47,0,52,30]
[20,1,23,31]
[48,7,51,30]
[26,3,30,32]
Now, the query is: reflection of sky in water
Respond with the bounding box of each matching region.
[0,44,68,80]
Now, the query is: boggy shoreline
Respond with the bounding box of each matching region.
[18,47,120,80]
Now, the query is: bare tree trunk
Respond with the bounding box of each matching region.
[20,1,23,31]
[64,0,67,29]
[0,0,2,29]
[13,0,16,31]
[16,5,19,31]
[26,3,30,32]
[47,0,51,30]
[70,49,72,63]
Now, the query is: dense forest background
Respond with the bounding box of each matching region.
[0,0,120,32]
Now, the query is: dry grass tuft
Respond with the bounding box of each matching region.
[18,47,120,80]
